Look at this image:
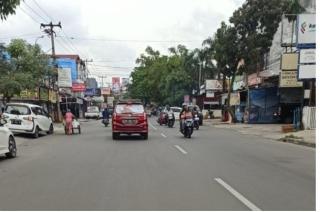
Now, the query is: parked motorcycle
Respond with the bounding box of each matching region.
[167,112,175,128]
[181,118,194,138]
[193,114,200,130]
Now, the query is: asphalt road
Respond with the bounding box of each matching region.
[0,117,315,210]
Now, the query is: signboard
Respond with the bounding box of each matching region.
[72,83,86,92]
[107,96,115,106]
[84,88,96,96]
[281,53,298,70]
[112,77,121,92]
[247,73,262,86]
[58,67,72,87]
[299,49,316,63]
[184,95,190,103]
[206,90,215,98]
[48,90,57,103]
[230,92,240,106]
[297,14,316,47]
[101,87,111,95]
[205,80,222,90]
[298,64,316,79]
[233,75,245,91]
[20,89,39,100]
[279,71,303,87]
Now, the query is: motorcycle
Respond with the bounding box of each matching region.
[167,112,175,128]
[181,118,194,138]
[102,118,109,127]
[193,114,200,130]
[157,112,168,126]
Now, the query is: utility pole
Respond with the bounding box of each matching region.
[41,22,62,122]
[84,59,93,79]
[99,75,107,88]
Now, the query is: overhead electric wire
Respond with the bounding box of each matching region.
[32,0,55,21]
[19,6,41,24]
[23,1,49,22]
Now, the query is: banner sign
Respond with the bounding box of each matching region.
[299,49,316,64]
[298,64,316,79]
[58,67,72,88]
[84,88,96,96]
[49,90,57,103]
[280,71,303,87]
[297,14,316,48]
[281,53,298,70]
[101,87,111,95]
[112,77,121,93]
[230,92,240,106]
[72,83,86,92]
[205,80,222,90]
[20,89,39,100]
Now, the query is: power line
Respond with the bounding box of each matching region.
[19,6,41,24]
[32,0,55,21]
[23,1,48,22]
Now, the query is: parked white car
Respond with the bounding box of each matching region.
[3,103,54,138]
[85,106,100,119]
[0,117,17,158]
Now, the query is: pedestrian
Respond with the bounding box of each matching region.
[64,109,74,135]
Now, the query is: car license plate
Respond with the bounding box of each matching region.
[11,119,21,125]
[194,117,199,121]
[123,119,136,125]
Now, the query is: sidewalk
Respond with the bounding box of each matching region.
[204,119,315,147]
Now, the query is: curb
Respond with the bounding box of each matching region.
[278,137,315,148]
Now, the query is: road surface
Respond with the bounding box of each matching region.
[0,118,315,210]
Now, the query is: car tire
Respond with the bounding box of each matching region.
[47,124,54,135]
[5,136,17,158]
[112,132,119,140]
[33,126,40,138]
[142,133,148,140]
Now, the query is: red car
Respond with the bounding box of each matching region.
[112,100,148,140]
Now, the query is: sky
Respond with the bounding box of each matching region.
[0,0,244,86]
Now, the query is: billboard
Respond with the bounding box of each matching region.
[297,14,316,48]
[101,87,111,95]
[58,67,72,87]
[205,80,222,90]
[279,71,303,87]
[298,64,316,79]
[299,49,316,63]
[281,53,298,70]
[72,83,86,92]
[56,58,78,82]
[112,77,121,92]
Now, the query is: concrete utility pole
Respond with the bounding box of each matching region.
[83,59,93,79]
[99,75,107,88]
[40,22,62,122]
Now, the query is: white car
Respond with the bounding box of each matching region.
[3,103,54,138]
[85,106,100,119]
[0,117,17,158]
[170,107,182,120]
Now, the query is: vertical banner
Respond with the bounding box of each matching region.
[112,77,121,93]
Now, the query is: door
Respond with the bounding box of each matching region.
[0,124,8,153]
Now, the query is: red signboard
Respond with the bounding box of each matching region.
[72,83,86,92]
[101,87,111,95]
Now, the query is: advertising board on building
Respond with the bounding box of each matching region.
[48,90,57,103]
[20,89,39,100]
[298,64,316,79]
[297,14,316,48]
[299,49,316,63]
[107,96,115,106]
[281,53,298,70]
[112,77,121,93]
[101,87,111,95]
[72,83,86,92]
[280,71,303,87]
[230,92,240,106]
[84,88,96,96]
[205,80,222,90]
[58,67,72,87]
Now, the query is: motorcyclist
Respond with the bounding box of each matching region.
[180,104,193,132]
[64,109,74,135]
[102,107,110,125]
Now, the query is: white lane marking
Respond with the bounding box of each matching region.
[149,123,157,130]
[161,133,167,138]
[174,145,188,155]
[214,178,261,211]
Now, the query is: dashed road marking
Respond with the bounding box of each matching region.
[174,145,188,155]
[149,123,157,130]
[161,133,167,138]
[214,178,261,211]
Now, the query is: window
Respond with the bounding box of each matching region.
[116,104,144,114]
[5,105,31,115]
[31,107,43,116]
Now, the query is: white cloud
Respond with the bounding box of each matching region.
[0,0,244,81]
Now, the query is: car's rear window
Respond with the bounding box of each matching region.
[88,106,99,113]
[5,105,31,115]
[171,108,182,113]
[116,104,144,114]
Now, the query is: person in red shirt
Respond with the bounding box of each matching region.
[64,109,74,135]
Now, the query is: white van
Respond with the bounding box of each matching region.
[0,117,17,158]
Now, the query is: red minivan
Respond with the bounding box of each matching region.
[112,100,148,140]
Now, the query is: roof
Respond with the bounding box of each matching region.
[6,102,41,108]
[55,54,81,61]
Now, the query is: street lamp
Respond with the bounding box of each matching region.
[35,35,44,45]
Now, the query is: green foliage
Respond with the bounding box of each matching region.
[0,39,54,103]
[0,0,20,20]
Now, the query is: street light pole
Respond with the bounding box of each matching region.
[34,35,44,45]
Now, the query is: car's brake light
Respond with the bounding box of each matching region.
[23,116,33,121]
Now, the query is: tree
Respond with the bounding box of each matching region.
[0,39,54,103]
[0,0,21,20]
